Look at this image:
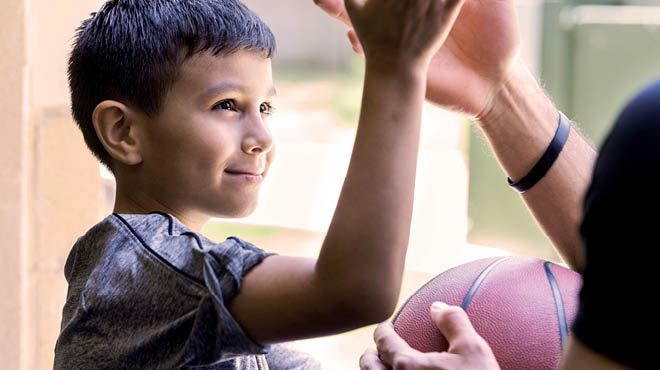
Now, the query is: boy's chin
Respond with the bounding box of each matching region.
[214,201,258,219]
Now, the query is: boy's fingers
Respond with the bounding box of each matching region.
[429,302,481,347]
[343,0,367,19]
[442,0,467,21]
[359,348,390,370]
[430,0,466,37]
[444,0,467,11]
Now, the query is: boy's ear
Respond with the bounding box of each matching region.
[92,100,144,166]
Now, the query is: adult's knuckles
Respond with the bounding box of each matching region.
[439,305,470,325]
[451,336,490,357]
[374,331,394,352]
[392,353,420,370]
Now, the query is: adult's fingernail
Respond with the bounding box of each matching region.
[431,301,448,312]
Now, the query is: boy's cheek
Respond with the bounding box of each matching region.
[268,145,276,163]
[260,146,275,173]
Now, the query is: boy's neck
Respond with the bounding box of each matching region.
[113,183,209,233]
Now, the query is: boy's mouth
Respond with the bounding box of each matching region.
[224,168,265,182]
[225,168,264,176]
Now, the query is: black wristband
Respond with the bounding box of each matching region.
[507,111,571,193]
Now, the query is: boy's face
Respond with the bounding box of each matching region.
[137,50,276,222]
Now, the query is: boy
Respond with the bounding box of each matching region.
[55,0,465,368]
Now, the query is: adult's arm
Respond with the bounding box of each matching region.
[475,60,596,270]
[313,0,597,270]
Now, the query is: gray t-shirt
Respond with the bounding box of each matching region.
[54,212,321,370]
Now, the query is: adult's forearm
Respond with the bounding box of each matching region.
[476,60,596,270]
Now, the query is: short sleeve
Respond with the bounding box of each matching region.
[265,343,322,370]
[105,213,275,366]
[193,237,275,361]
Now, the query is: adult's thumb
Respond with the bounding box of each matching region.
[430,302,480,345]
[347,28,364,56]
[313,0,352,26]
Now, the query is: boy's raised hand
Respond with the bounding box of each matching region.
[345,0,465,69]
[315,0,521,117]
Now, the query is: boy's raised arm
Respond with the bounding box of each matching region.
[228,0,466,345]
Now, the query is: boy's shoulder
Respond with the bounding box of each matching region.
[67,212,269,287]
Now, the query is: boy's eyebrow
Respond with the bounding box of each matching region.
[202,82,277,99]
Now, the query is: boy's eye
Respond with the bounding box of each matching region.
[212,100,236,111]
[260,102,275,115]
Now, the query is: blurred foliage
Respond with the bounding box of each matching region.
[203,222,283,242]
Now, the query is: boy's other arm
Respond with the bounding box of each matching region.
[313,0,596,271]
[228,0,466,345]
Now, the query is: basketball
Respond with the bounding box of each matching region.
[392,256,583,370]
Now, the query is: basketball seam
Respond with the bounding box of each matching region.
[391,268,450,324]
[392,257,511,324]
[460,257,510,311]
[543,261,569,349]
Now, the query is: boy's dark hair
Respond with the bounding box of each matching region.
[68,0,276,170]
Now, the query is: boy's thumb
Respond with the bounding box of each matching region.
[430,302,480,345]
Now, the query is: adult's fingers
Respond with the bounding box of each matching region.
[347,28,364,56]
[359,348,390,370]
[429,302,501,370]
[373,322,417,366]
[429,302,485,352]
[312,0,352,26]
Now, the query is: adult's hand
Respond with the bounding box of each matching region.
[313,0,521,118]
[359,302,500,370]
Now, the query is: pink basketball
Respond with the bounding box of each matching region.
[392,256,582,370]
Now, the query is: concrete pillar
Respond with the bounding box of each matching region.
[0,0,30,368]
[243,0,354,67]
[1,0,103,369]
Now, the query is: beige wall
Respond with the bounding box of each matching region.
[243,0,355,67]
[0,1,29,368]
[1,0,104,369]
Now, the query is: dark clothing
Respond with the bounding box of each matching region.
[54,213,320,370]
[573,80,660,370]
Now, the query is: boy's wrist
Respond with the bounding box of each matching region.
[364,57,429,85]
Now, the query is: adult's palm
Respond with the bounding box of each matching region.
[313,0,521,117]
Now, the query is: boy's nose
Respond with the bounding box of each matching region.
[242,114,274,154]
